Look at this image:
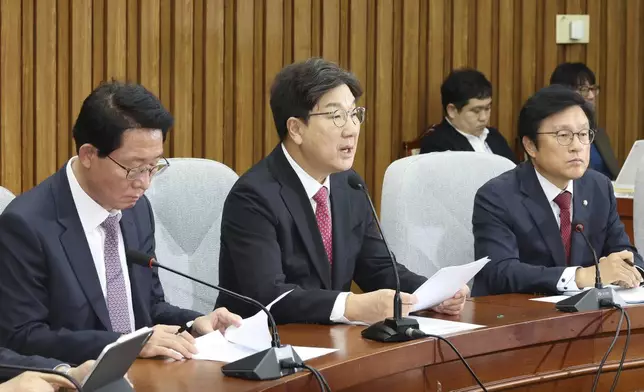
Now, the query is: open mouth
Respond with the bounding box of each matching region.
[340,146,354,154]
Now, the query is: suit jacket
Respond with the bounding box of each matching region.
[215,146,427,323]
[0,167,201,365]
[419,119,518,164]
[594,128,620,180]
[0,347,62,381]
[471,162,643,296]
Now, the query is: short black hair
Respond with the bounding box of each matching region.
[441,68,492,112]
[549,62,596,88]
[518,84,595,150]
[72,81,174,156]
[269,57,363,141]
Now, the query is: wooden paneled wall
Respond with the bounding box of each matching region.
[1,0,643,209]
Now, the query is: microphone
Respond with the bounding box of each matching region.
[555,222,614,312]
[347,174,422,342]
[0,365,83,391]
[575,223,602,289]
[126,250,302,381]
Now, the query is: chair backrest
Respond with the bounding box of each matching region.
[401,124,437,157]
[145,158,239,314]
[0,186,15,213]
[380,151,516,280]
[633,164,644,250]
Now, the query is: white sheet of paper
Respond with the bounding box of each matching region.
[193,331,338,363]
[529,295,569,304]
[410,316,484,336]
[193,289,338,363]
[411,257,490,312]
[224,289,294,351]
[611,286,644,304]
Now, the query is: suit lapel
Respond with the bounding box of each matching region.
[443,121,476,152]
[570,177,592,267]
[119,210,148,328]
[329,175,352,290]
[270,147,332,289]
[54,168,112,331]
[519,163,567,266]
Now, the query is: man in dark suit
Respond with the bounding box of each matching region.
[0,82,241,365]
[216,57,468,325]
[472,85,643,296]
[420,68,517,164]
[550,62,620,180]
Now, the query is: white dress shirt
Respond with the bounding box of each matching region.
[281,145,352,323]
[533,167,580,292]
[66,157,136,331]
[446,117,493,154]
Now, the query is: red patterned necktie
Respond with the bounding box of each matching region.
[554,191,572,265]
[312,186,333,265]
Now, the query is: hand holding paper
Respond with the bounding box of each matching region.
[412,257,490,312]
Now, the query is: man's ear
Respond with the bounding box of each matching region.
[286,117,305,145]
[78,144,98,169]
[522,136,538,160]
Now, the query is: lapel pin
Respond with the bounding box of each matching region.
[583,200,588,206]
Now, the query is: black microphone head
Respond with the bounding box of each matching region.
[347,174,364,190]
[126,250,156,268]
[574,222,585,233]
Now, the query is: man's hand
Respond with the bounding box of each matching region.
[431,285,469,315]
[138,324,198,361]
[576,250,643,288]
[0,371,72,392]
[344,289,418,324]
[191,307,243,337]
[66,360,95,385]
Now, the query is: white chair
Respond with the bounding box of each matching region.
[145,158,239,314]
[633,165,644,250]
[0,186,15,213]
[380,151,516,281]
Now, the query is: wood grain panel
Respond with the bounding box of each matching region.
[57,0,71,167]
[0,0,642,213]
[35,0,57,183]
[204,0,225,162]
[21,0,35,191]
[0,0,22,193]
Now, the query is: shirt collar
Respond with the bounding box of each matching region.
[66,157,121,234]
[281,144,331,199]
[445,117,489,142]
[534,166,574,203]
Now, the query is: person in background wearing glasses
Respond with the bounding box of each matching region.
[216,57,468,324]
[0,81,241,365]
[419,68,518,164]
[550,62,620,180]
[471,85,643,297]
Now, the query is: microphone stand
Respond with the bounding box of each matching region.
[127,251,302,381]
[349,178,422,342]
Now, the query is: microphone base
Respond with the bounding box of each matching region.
[555,287,615,313]
[361,317,421,343]
[221,344,302,381]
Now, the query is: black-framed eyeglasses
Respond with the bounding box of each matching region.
[308,107,366,128]
[537,129,596,146]
[577,85,600,98]
[107,155,170,181]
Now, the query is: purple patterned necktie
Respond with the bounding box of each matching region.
[101,214,132,333]
[554,191,572,265]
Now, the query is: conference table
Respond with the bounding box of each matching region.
[129,294,644,391]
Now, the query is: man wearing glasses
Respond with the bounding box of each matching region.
[549,62,620,180]
[471,85,643,297]
[216,57,468,325]
[0,81,241,365]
